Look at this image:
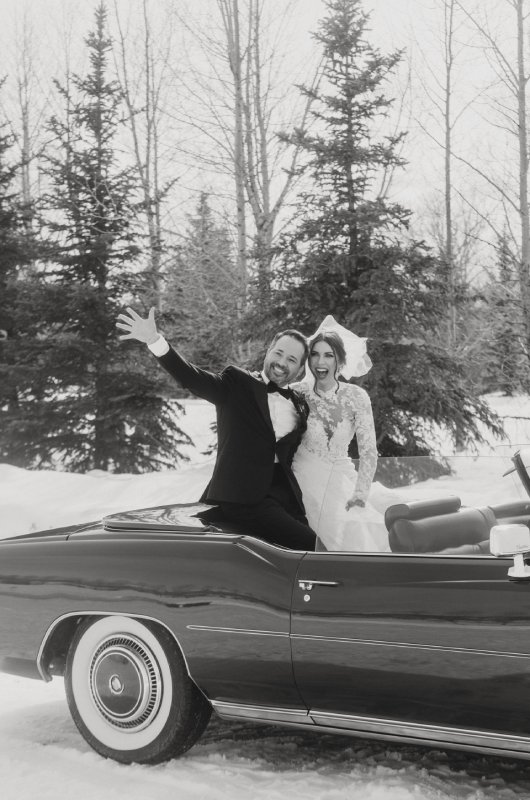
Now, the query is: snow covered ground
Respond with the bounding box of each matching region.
[3,393,530,799]
[4,669,530,800]
[3,671,530,800]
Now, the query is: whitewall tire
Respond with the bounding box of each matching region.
[65,616,211,764]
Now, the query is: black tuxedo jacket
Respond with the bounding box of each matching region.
[156,345,309,509]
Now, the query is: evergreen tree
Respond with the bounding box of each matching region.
[256,0,501,456]
[4,3,188,472]
[482,234,528,395]
[0,119,45,467]
[163,193,239,373]
[0,127,25,344]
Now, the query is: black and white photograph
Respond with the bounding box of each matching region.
[3,0,530,797]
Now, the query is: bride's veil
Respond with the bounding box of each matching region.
[303,314,372,381]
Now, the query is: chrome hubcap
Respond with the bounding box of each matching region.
[89,634,162,731]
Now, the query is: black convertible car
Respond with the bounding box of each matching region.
[2,451,530,765]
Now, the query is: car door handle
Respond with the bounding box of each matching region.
[298,580,341,591]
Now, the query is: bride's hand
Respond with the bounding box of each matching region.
[116,307,159,345]
[346,497,365,510]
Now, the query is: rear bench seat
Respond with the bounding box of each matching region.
[385,496,496,554]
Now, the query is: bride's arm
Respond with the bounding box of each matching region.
[346,386,377,509]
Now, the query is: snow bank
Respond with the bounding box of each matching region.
[0,460,216,539]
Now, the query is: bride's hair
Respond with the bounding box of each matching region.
[309,330,347,393]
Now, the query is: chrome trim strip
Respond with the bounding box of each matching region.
[310,710,530,753]
[290,633,530,659]
[186,627,530,655]
[212,700,312,724]
[37,610,196,683]
[303,551,497,558]
[235,543,277,565]
[210,701,530,757]
[187,625,288,637]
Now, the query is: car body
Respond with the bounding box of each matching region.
[3,453,530,764]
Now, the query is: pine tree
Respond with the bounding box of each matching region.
[0,119,44,467]
[482,234,528,395]
[0,123,31,466]
[255,0,501,457]
[0,127,25,343]
[163,193,239,373]
[5,3,189,472]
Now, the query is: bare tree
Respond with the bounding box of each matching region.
[171,0,320,307]
[218,0,248,294]
[443,0,457,344]
[453,0,530,354]
[411,0,487,350]
[113,0,179,306]
[1,6,51,228]
[514,0,530,340]
[238,0,319,278]
[16,9,34,218]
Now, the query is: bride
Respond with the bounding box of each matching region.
[292,316,392,552]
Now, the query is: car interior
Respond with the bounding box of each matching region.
[101,451,530,557]
[384,496,530,555]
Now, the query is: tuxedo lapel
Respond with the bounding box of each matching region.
[290,390,309,433]
[249,371,307,432]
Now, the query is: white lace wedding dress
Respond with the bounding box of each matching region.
[292,380,392,552]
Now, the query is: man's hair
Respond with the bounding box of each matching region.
[268,329,309,362]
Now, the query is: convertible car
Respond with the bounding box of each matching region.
[3,450,530,765]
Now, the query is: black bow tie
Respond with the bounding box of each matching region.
[266,381,292,400]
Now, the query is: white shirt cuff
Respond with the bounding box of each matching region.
[148,335,170,357]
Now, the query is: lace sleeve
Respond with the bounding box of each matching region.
[348,386,377,502]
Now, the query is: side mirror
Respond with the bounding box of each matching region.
[490,524,530,580]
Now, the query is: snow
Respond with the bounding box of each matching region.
[3,394,530,799]
[3,673,530,800]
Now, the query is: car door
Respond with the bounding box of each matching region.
[291,551,530,736]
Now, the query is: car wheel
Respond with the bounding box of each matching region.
[65,615,211,764]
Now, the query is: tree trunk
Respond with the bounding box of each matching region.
[219,0,248,309]
[114,0,165,307]
[516,0,530,354]
[444,0,455,349]
[15,10,36,230]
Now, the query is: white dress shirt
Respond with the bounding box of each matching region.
[259,371,298,441]
[148,335,298,441]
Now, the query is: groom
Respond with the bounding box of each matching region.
[117,307,317,550]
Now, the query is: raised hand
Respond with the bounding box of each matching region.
[116,307,159,345]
